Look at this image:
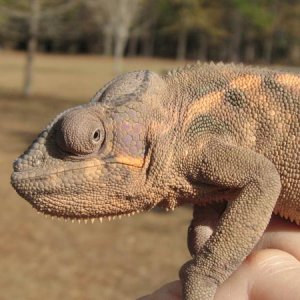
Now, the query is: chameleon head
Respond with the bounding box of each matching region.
[11,71,168,220]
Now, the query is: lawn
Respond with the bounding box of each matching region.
[0,51,190,300]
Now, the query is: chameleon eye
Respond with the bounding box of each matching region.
[92,129,101,143]
[56,109,105,156]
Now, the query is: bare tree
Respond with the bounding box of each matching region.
[86,0,141,73]
[228,10,242,62]
[23,0,40,96]
[282,1,300,65]
[113,0,142,73]
[129,1,159,58]
[0,0,80,96]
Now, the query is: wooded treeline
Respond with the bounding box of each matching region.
[1,0,299,64]
[1,0,299,96]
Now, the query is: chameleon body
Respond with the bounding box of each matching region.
[11,63,300,300]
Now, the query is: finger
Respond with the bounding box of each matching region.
[215,249,300,300]
[255,215,300,261]
[136,281,182,300]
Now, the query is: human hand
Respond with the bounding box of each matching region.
[137,215,300,300]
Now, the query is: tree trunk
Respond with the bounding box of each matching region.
[228,10,242,62]
[244,31,256,63]
[103,27,113,55]
[128,34,138,56]
[218,42,228,61]
[141,33,154,57]
[289,41,300,65]
[263,0,278,64]
[176,28,187,60]
[263,35,273,64]
[198,33,208,61]
[244,42,256,63]
[23,0,40,97]
[113,29,128,74]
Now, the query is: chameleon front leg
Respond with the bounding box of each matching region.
[180,138,281,300]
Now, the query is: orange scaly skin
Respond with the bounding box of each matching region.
[11,63,300,300]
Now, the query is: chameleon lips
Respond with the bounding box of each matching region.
[11,154,145,183]
[11,158,103,181]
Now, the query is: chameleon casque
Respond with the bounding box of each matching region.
[11,62,300,300]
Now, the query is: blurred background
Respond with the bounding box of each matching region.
[0,0,299,299]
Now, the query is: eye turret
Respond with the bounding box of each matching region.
[56,109,105,155]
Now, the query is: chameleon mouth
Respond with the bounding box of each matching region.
[12,155,143,182]
[11,159,103,182]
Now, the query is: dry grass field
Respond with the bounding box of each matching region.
[0,51,191,300]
